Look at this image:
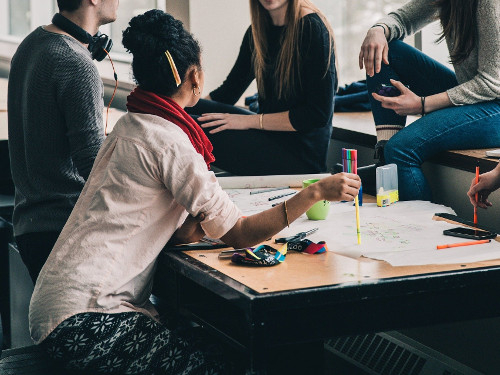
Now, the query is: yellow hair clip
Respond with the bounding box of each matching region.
[164,50,181,87]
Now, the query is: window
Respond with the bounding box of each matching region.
[8,0,30,37]
[0,0,159,56]
[0,0,162,83]
[108,0,158,55]
[317,0,408,85]
[0,1,450,92]
[0,0,55,40]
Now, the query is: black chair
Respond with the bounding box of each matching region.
[0,344,67,375]
[0,312,67,375]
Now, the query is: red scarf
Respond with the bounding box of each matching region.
[126,87,215,169]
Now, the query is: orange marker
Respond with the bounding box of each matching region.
[474,163,479,226]
[437,239,490,250]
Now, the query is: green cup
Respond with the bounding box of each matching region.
[303,179,330,220]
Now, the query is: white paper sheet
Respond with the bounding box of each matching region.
[217,174,330,189]
[224,188,298,216]
[225,191,500,266]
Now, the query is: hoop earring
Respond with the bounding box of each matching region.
[192,86,200,96]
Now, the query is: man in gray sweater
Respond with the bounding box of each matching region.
[8,0,119,283]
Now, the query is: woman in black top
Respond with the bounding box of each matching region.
[188,0,337,175]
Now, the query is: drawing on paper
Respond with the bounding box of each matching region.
[342,216,423,249]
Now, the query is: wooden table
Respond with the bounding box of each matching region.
[154,232,500,374]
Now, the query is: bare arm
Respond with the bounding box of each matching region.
[198,111,295,134]
[221,173,360,248]
[168,213,206,245]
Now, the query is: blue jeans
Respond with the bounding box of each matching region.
[367,40,500,200]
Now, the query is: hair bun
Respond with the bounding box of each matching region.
[122,9,184,57]
[122,9,201,97]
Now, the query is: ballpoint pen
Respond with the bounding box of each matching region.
[218,248,249,259]
[268,191,296,201]
[274,227,319,243]
[250,186,289,195]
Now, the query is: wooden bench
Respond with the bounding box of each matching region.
[332,112,499,173]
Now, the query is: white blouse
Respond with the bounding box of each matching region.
[29,112,242,344]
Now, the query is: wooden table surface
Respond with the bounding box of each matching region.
[180,246,500,294]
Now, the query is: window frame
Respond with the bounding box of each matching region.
[0,0,56,43]
[0,0,165,62]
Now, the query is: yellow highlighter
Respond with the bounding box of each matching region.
[355,195,361,244]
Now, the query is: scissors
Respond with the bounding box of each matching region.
[274,227,319,244]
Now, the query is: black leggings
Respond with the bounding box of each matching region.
[187,99,314,176]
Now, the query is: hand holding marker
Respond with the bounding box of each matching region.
[342,148,361,244]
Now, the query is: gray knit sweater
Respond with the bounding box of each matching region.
[377,0,500,105]
[8,27,104,236]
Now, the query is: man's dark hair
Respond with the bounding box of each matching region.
[57,0,83,12]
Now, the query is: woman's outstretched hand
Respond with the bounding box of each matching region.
[198,113,256,134]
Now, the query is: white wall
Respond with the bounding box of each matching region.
[189,0,257,104]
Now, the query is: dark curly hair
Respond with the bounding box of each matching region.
[122,9,202,96]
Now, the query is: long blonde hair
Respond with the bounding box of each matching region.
[249,0,336,100]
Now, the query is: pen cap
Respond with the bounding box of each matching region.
[376,164,398,193]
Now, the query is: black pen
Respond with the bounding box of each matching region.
[268,191,296,201]
[218,248,249,259]
[250,186,289,195]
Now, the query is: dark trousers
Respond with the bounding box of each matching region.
[15,231,60,284]
[187,99,315,175]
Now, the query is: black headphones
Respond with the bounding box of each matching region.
[52,13,113,61]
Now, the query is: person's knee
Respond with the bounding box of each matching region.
[385,134,422,167]
[383,137,397,164]
[384,135,408,164]
[387,39,408,59]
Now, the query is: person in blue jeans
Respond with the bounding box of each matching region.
[358,0,500,201]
